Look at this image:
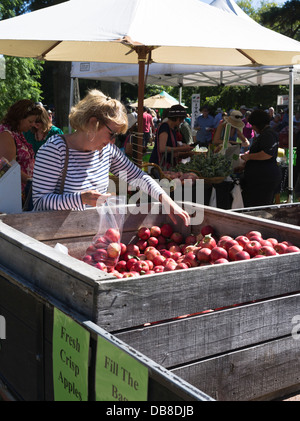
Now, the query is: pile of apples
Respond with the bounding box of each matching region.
[82,223,300,279]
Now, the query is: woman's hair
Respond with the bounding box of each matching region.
[248,109,270,130]
[2,99,42,131]
[35,106,52,134]
[69,89,128,134]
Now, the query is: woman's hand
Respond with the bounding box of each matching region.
[159,194,190,227]
[81,190,111,207]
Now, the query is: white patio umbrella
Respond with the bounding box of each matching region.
[0,0,299,167]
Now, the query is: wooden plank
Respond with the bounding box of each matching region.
[93,252,300,331]
[171,336,300,401]
[233,203,300,226]
[114,293,300,368]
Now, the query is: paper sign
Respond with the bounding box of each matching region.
[95,336,148,401]
[52,308,90,401]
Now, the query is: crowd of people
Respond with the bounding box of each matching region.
[0,93,299,214]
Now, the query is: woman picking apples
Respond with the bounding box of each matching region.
[32,90,190,226]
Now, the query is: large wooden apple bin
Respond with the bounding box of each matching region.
[0,202,300,401]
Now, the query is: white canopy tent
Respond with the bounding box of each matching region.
[0,0,299,182]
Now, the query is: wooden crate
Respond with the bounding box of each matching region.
[1,202,300,401]
[232,202,300,226]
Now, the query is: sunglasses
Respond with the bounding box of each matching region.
[104,122,117,140]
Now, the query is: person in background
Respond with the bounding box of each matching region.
[180,119,193,144]
[32,90,190,226]
[242,110,255,150]
[213,110,249,148]
[239,105,247,117]
[150,104,194,168]
[0,99,42,203]
[194,106,214,147]
[24,105,64,156]
[213,107,223,129]
[143,106,154,150]
[240,109,282,207]
[270,113,282,131]
[268,107,275,121]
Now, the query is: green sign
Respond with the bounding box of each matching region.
[52,308,90,401]
[96,336,148,401]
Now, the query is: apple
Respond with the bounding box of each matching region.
[179,244,188,254]
[126,243,140,256]
[211,246,228,262]
[164,258,177,271]
[175,262,189,270]
[152,254,166,267]
[112,270,123,279]
[115,260,127,273]
[154,265,165,273]
[228,244,243,261]
[185,234,197,245]
[104,228,120,243]
[172,251,182,261]
[94,262,107,271]
[213,258,228,264]
[198,234,216,250]
[131,260,150,274]
[183,251,198,267]
[160,249,173,259]
[223,239,239,251]
[258,246,277,256]
[85,244,97,255]
[259,239,273,247]
[267,238,278,247]
[150,226,161,237]
[201,224,215,237]
[136,239,148,251]
[93,248,108,262]
[126,257,139,271]
[170,232,184,244]
[144,246,160,261]
[274,242,288,254]
[244,240,261,257]
[94,235,110,248]
[119,242,127,255]
[160,223,173,238]
[234,250,251,260]
[107,242,121,258]
[145,259,154,270]
[137,226,151,240]
[168,244,181,253]
[246,230,262,239]
[282,241,294,247]
[235,235,250,249]
[196,247,212,263]
[148,236,159,247]
[157,234,167,245]
[285,246,300,253]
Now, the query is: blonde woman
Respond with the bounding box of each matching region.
[24,105,63,156]
[32,90,190,226]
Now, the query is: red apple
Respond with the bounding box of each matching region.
[150,226,161,237]
[94,261,107,271]
[213,258,228,264]
[183,251,198,267]
[285,246,300,253]
[235,235,250,249]
[168,244,181,253]
[258,245,277,256]
[161,223,173,238]
[93,248,108,262]
[126,243,140,256]
[94,235,110,248]
[145,259,154,270]
[126,257,139,271]
[160,249,173,258]
[201,224,215,237]
[210,246,228,262]
[164,258,177,271]
[152,254,166,267]
[267,238,278,247]
[228,244,243,261]
[246,230,262,239]
[115,260,127,273]
[85,244,97,255]
[198,234,216,250]
[170,231,184,244]
[244,240,261,257]
[157,234,167,245]
[131,260,150,274]
[136,239,148,251]
[137,226,151,240]
[144,246,160,261]
[154,265,165,273]
[196,247,212,263]
[107,242,121,258]
[172,251,182,261]
[274,242,288,254]
[185,234,197,245]
[148,236,159,247]
[234,250,251,260]
[104,228,120,243]
[119,242,127,256]
[282,240,294,247]
[223,239,239,251]
[259,239,273,247]
[175,262,189,270]
[112,270,123,279]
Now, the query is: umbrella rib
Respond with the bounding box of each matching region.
[236,49,260,65]
[38,41,62,59]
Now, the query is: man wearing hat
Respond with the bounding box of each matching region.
[149,104,194,168]
[194,106,215,147]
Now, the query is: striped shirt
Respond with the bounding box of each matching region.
[32,135,165,211]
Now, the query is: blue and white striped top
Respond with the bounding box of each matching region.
[32,135,165,211]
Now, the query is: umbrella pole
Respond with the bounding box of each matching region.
[132,47,149,168]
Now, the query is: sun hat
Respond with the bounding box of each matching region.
[127,112,137,129]
[224,110,245,129]
[168,104,187,119]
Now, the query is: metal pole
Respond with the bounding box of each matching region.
[288,66,294,202]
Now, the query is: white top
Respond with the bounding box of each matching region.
[32,135,165,211]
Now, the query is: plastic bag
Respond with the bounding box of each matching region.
[231,181,244,209]
[82,196,126,272]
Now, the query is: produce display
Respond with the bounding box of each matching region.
[82,223,300,278]
[174,151,232,178]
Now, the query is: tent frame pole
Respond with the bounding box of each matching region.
[288,66,294,203]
